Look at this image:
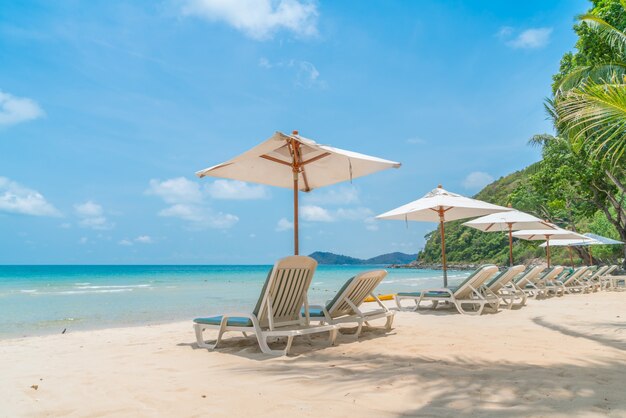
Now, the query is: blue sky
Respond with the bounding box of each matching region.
[0,0,589,264]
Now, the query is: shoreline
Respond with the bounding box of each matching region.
[2,292,625,416]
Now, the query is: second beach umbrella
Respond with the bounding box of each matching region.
[463,210,556,267]
[512,228,588,268]
[196,131,401,255]
[376,185,513,287]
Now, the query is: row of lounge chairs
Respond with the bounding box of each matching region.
[193,256,624,356]
[396,264,623,315]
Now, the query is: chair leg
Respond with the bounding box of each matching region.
[329,328,338,346]
[385,314,394,331]
[194,324,225,350]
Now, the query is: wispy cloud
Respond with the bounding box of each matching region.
[181,0,318,40]
[0,177,60,217]
[462,171,494,190]
[118,235,154,246]
[303,186,359,206]
[146,177,239,229]
[74,201,114,230]
[206,179,269,200]
[259,58,325,88]
[0,90,44,126]
[300,205,375,231]
[276,217,294,231]
[406,137,427,145]
[498,27,552,49]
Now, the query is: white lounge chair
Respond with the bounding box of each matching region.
[193,256,339,356]
[308,270,395,338]
[536,266,565,297]
[598,265,619,290]
[559,266,590,294]
[581,266,609,292]
[485,265,526,309]
[395,265,500,316]
[514,265,547,297]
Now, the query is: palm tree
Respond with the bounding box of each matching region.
[554,6,626,166]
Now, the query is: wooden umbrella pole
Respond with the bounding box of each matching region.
[439,208,448,287]
[290,138,301,256]
[508,223,514,267]
[568,246,574,267]
[588,246,593,266]
[546,235,551,268]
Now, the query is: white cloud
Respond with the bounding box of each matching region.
[146,177,203,204]
[364,217,379,231]
[301,205,334,222]
[135,235,153,244]
[303,186,359,206]
[118,235,154,246]
[182,0,318,40]
[0,177,60,217]
[0,91,44,126]
[148,178,239,229]
[74,201,113,230]
[276,217,294,231]
[206,179,269,200]
[78,237,88,245]
[462,171,494,190]
[259,58,325,88]
[501,27,552,49]
[406,138,427,145]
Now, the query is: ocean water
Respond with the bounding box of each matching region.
[0,265,469,338]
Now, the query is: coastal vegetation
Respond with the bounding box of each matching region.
[419,0,626,267]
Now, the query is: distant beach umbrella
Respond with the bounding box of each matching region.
[463,210,556,267]
[376,185,513,287]
[196,131,400,255]
[512,228,588,268]
[540,233,624,266]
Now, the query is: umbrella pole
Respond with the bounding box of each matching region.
[546,236,551,268]
[438,208,448,287]
[588,246,593,266]
[293,172,299,255]
[568,246,574,267]
[508,223,513,267]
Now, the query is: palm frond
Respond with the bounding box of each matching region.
[579,13,626,56]
[556,64,626,95]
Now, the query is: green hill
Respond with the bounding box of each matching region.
[309,251,417,265]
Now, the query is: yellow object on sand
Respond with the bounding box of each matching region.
[364,294,395,302]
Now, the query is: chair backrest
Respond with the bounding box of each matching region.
[487,265,525,292]
[604,265,618,276]
[562,266,589,286]
[588,265,609,281]
[252,255,317,330]
[515,265,546,287]
[453,265,499,298]
[538,266,564,283]
[325,270,387,318]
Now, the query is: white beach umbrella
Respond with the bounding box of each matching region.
[540,233,624,266]
[376,185,514,286]
[196,131,401,255]
[463,210,556,266]
[512,228,588,268]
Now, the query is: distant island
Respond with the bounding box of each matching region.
[308,251,417,265]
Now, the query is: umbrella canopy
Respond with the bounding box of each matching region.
[196,131,401,255]
[583,233,624,245]
[541,233,623,266]
[463,210,556,266]
[513,228,588,268]
[376,186,513,286]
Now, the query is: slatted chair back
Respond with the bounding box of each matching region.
[254,256,317,330]
[487,265,525,293]
[453,265,499,299]
[326,270,387,318]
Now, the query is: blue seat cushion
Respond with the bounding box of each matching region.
[301,307,325,317]
[193,315,253,327]
[397,291,451,298]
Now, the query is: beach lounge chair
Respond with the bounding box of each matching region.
[395,264,500,315]
[193,256,339,356]
[536,266,565,297]
[601,265,625,290]
[598,265,618,290]
[559,266,590,294]
[581,266,609,292]
[514,265,547,297]
[485,265,526,309]
[307,270,395,338]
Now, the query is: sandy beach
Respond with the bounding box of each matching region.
[1,291,625,417]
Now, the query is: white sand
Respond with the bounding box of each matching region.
[1,292,626,417]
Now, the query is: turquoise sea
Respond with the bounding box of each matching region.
[0,265,469,338]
